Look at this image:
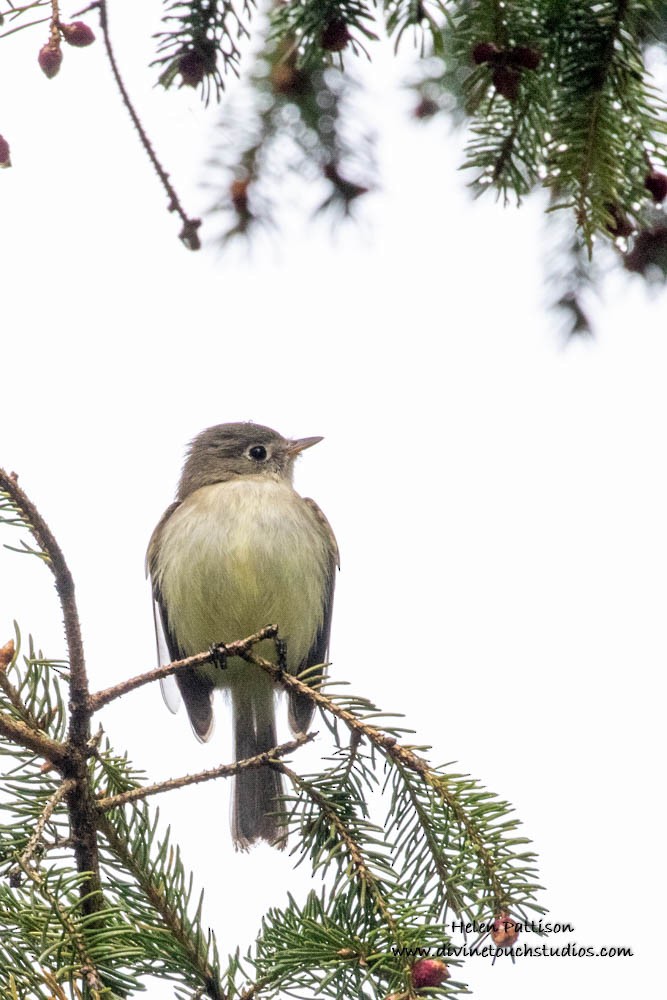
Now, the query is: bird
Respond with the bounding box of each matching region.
[146,422,338,849]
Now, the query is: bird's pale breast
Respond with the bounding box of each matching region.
[154,477,330,685]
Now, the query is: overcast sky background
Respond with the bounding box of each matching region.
[0,2,664,998]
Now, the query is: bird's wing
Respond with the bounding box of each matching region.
[151,587,182,714]
[288,497,339,735]
[146,501,215,741]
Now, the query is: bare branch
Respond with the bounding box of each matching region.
[88,0,202,249]
[96,733,314,811]
[88,625,279,711]
[242,648,424,771]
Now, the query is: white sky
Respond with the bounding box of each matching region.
[1,2,665,998]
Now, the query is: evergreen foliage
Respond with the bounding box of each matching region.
[0,469,543,997]
[2,0,667,325]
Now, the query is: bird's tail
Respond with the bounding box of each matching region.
[231,675,286,850]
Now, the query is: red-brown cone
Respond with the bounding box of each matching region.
[321,18,350,52]
[510,45,541,70]
[60,21,95,47]
[230,178,250,213]
[0,135,11,169]
[178,50,208,87]
[645,169,667,204]
[39,41,63,79]
[492,65,520,101]
[270,62,307,97]
[472,41,501,65]
[411,959,451,989]
[491,912,520,949]
[413,97,439,119]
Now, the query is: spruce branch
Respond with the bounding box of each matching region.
[97,812,225,1000]
[239,646,540,920]
[153,0,254,101]
[12,863,106,995]
[280,762,400,936]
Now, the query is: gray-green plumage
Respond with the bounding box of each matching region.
[147,422,338,849]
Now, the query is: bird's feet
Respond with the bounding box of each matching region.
[209,643,228,671]
[275,637,288,674]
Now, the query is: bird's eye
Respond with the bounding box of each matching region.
[248,444,268,461]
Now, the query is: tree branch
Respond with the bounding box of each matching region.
[279,762,400,936]
[11,777,76,873]
[88,625,279,711]
[242,648,513,913]
[82,0,202,249]
[96,733,314,811]
[0,468,101,914]
[0,709,67,765]
[97,813,225,1000]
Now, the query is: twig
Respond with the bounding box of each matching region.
[88,625,279,711]
[96,733,314,811]
[243,648,422,770]
[47,0,59,45]
[10,778,76,873]
[86,0,202,249]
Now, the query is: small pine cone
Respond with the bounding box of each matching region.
[492,65,521,101]
[491,912,520,949]
[38,41,63,79]
[645,169,667,204]
[321,18,350,52]
[0,135,11,169]
[411,959,451,989]
[60,21,95,47]
[270,62,307,97]
[510,45,541,70]
[472,41,501,65]
[413,97,439,119]
[178,50,209,87]
[230,178,250,213]
[625,224,667,274]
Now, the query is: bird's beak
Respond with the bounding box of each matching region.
[287,436,324,456]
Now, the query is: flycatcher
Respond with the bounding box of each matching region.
[147,422,338,849]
